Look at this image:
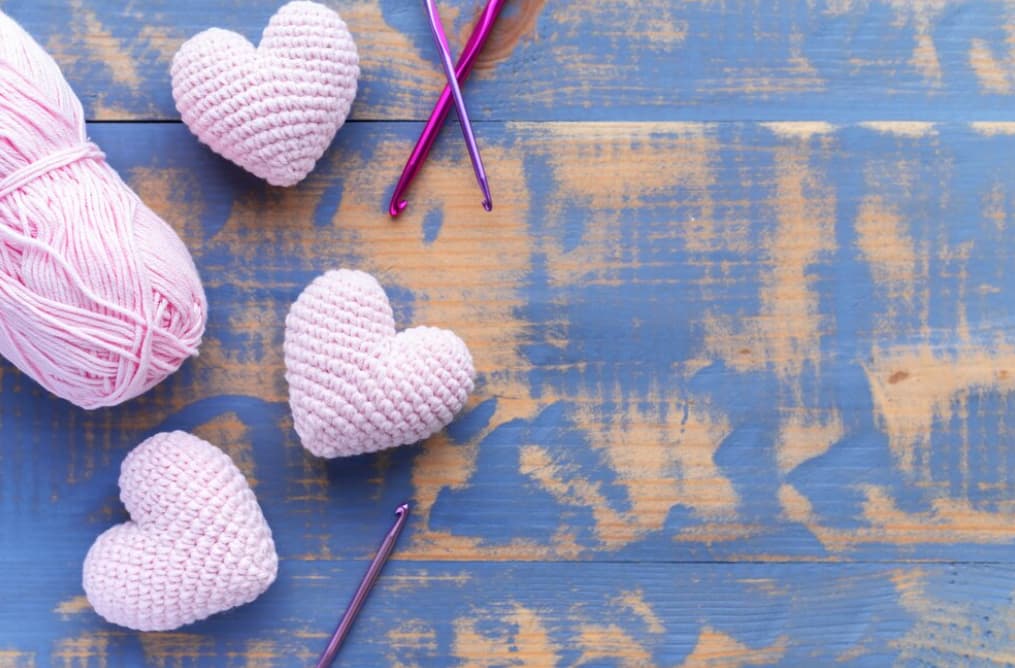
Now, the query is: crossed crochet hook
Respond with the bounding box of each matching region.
[389,0,507,217]
[315,503,410,667]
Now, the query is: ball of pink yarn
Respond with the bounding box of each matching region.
[83,431,278,632]
[0,11,207,409]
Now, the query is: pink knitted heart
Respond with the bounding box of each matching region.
[285,270,476,458]
[171,1,359,187]
[82,431,278,631]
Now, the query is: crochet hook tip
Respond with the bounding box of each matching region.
[480,178,492,211]
[395,502,410,517]
[389,199,408,218]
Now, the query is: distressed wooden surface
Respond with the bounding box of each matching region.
[3,1,1015,666]
[9,0,1015,122]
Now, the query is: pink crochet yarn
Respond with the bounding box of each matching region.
[285,270,476,458]
[83,431,278,632]
[171,1,360,187]
[0,11,206,409]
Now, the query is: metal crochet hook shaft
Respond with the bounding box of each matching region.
[390,0,506,217]
[315,503,410,668]
[423,0,493,212]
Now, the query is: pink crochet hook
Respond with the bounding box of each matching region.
[388,0,506,217]
[315,503,410,667]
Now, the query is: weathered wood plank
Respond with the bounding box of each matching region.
[3,0,1015,121]
[4,121,1015,566]
[5,0,1015,662]
[4,561,1015,666]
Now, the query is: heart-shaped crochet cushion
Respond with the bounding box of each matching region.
[285,270,476,458]
[171,1,359,187]
[82,431,278,631]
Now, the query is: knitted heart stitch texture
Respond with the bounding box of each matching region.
[285,270,476,458]
[82,431,278,631]
[171,1,359,187]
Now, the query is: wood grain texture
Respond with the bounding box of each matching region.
[11,562,1015,666]
[4,0,1015,121]
[2,0,1015,665]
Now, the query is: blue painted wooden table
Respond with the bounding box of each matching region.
[3,1,1015,665]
